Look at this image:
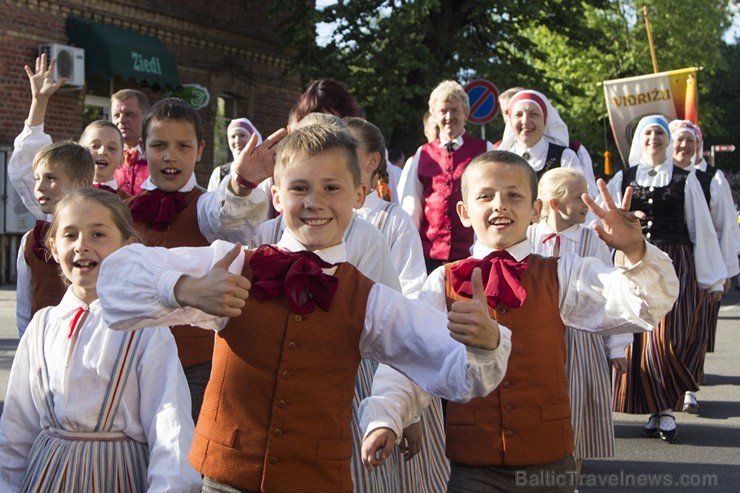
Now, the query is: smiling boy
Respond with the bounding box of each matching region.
[360,151,680,493]
[98,123,512,493]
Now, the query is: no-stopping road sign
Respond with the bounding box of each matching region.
[465,79,500,125]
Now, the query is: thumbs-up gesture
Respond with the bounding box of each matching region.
[447,267,501,350]
[173,243,251,317]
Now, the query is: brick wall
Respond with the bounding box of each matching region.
[1,0,303,186]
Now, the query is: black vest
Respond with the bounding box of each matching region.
[536,144,567,180]
[694,166,716,206]
[621,165,691,245]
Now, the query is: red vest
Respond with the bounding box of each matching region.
[418,133,486,261]
[115,157,149,196]
[444,255,574,466]
[23,226,66,318]
[128,188,213,368]
[189,252,374,493]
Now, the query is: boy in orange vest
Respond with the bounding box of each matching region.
[97,122,513,493]
[360,151,680,493]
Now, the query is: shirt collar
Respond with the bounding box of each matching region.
[52,288,99,319]
[140,173,197,192]
[94,179,119,189]
[694,158,707,172]
[439,133,465,149]
[276,228,348,265]
[362,192,384,210]
[472,238,532,262]
[636,159,671,176]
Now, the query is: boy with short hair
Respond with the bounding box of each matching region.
[16,141,94,336]
[97,122,513,493]
[360,151,680,493]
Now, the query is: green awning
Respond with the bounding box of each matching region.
[67,16,180,89]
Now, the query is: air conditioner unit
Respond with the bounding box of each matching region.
[38,44,85,87]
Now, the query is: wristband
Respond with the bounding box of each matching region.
[234,173,259,189]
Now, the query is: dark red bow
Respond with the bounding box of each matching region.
[249,245,339,315]
[93,183,117,194]
[449,250,527,309]
[31,220,52,262]
[129,190,188,230]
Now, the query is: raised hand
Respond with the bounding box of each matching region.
[361,427,396,472]
[24,54,67,127]
[173,243,251,317]
[230,127,289,195]
[447,267,501,350]
[582,178,646,264]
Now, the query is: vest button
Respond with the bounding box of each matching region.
[646,232,651,239]
[505,405,513,413]
[288,341,297,349]
[497,307,507,314]
[269,456,279,465]
[503,381,511,388]
[278,400,287,409]
[274,428,283,437]
[647,221,653,227]
[505,430,514,437]
[294,314,303,322]
[649,186,655,192]
[447,167,452,172]
[647,198,654,204]
[282,371,290,379]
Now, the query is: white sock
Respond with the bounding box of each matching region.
[646,414,659,429]
[660,410,676,431]
[684,391,697,403]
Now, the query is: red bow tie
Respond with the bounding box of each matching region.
[123,148,140,167]
[449,250,527,309]
[129,190,188,231]
[31,220,53,262]
[94,183,117,194]
[249,245,339,315]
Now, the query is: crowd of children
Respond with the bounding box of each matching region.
[5,55,738,493]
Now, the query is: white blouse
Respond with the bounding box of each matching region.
[96,231,512,406]
[0,289,201,492]
[605,162,726,291]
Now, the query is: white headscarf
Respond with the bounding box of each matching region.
[628,115,672,167]
[227,117,263,145]
[499,90,569,150]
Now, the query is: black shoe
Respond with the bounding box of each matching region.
[641,414,659,438]
[658,414,678,442]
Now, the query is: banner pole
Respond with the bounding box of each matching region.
[643,5,659,73]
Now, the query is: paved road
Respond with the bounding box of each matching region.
[0,285,738,492]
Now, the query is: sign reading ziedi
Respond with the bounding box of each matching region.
[131,51,163,75]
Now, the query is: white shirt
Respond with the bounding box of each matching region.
[508,138,598,198]
[94,178,120,190]
[359,237,679,439]
[8,123,53,220]
[386,163,402,205]
[528,221,633,359]
[254,214,403,293]
[97,231,512,405]
[355,193,427,298]
[694,159,740,278]
[605,162,727,291]
[0,289,201,492]
[397,135,495,230]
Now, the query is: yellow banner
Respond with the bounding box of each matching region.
[603,68,698,167]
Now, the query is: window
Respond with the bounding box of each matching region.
[83,95,111,128]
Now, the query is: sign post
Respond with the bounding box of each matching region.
[464,79,499,140]
[711,144,735,167]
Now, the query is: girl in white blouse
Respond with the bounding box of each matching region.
[0,188,200,492]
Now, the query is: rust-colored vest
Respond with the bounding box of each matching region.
[444,254,573,466]
[417,133,486,261]
[189,251,374,492]
[23,226,65,317]
[128,188,212,368]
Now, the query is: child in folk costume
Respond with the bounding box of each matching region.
[346,116,448,492]
[692,125,740,359]
[606,116,725,442]
[96,122,512,493]
[528,167,631,480]
[360,151,679,493]
[669,120,737,412]
[0,188,200,492]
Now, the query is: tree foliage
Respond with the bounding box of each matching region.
[270,0,736,169]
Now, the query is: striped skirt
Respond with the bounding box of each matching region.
[613,242,699,415]
[565,327,615,460]
[703,294,722,354]
[351,358,449,493]
[20,428,149,493]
